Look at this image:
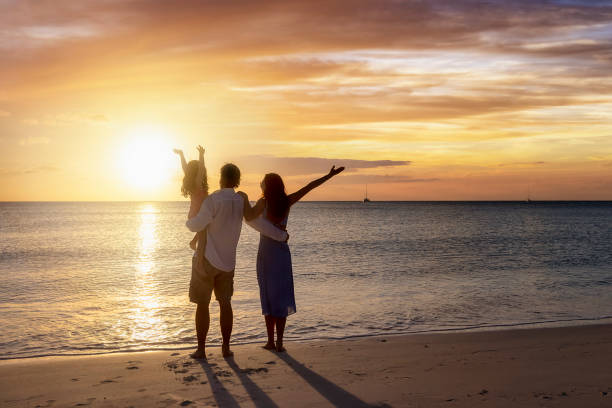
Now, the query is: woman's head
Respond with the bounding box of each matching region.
[181,160,208,197]
[261,173,289,220]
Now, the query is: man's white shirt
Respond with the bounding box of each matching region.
[186,188,288,272]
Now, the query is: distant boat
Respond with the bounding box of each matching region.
[526,186,533,203]
[363,184,371,203]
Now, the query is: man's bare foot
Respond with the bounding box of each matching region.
[222,343,234,358]
[190,348,206,359]
[262,342,275,350]
[275,341,286,353]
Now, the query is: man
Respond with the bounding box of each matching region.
[186,163,288,359]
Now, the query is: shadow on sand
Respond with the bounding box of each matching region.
[196,359,240,408]
[195,357,279,408]
[276,352,388,408]
[226,358,279,408]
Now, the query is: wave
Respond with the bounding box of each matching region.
[3,315,611,361]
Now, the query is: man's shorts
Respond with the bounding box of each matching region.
[189,255,234,305]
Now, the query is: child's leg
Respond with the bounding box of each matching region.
[189,231,199,250]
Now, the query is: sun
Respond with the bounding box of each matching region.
[118,125,175,189]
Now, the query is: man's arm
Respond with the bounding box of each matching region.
[246,216,289,242]
[186,196,214,232]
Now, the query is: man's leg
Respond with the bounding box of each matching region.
[219,299,233,357]
[191,303,210,359]
[275,317,287,352]
[263,315,276,350]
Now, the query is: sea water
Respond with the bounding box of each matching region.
[1,201,611,359]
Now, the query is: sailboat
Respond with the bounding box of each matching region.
[526,186,532,203]
[363,184,371,203]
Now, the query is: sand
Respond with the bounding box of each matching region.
[1,324,612,407]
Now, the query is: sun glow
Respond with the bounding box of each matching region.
[118,126,175,189]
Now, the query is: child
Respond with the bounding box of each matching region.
[174,145,208,250]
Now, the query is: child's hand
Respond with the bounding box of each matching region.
[173,148,182,155]
[196,145,205,155]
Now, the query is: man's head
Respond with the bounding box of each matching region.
[220,163,241,188]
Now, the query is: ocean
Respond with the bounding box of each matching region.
[1,201,611,359]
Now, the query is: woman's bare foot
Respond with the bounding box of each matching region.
[275,341,286,353]
[190,348,206,359]
[262,342,275,350]
[222,343,234,358]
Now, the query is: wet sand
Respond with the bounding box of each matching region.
[1,324,611,407]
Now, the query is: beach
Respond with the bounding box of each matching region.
[2,324,611,407]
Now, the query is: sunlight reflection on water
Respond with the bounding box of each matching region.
[128,204,166,343]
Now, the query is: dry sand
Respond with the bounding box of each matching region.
[1,324,611,407]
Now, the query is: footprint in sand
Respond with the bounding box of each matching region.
[73,397,96,406]
[183,375,199,383]
[240,367,269,375]
[34,400,56,408]
[171,352,180,356]
[98,379,117,385]
[214,369,233,377]
[126,366,139,370]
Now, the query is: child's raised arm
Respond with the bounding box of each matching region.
[173,148,188,174]
[194,145,207,194]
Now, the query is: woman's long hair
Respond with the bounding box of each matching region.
[262,173,289,222]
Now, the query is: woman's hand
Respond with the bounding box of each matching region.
[328,165,345,177]
[173,148,183,155]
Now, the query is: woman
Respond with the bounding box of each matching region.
[252,165,344,352]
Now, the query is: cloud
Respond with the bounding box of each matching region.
[498,161,547,167]
[238,155,410,176]
[2,1,612,150]
[335,174,439,184]
[0,165,61,176]
[20,113,109,127]
[89,114,109,122]
[19,136,50,145]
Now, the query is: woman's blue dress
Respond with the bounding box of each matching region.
[256,210,296,317]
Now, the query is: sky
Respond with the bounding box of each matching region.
[1,0,612,201]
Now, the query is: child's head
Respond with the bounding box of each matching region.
[181,160,208,197]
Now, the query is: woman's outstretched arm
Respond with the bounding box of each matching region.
[173,148,188,174]
[288,165,345,206]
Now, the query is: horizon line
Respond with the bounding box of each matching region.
[2,200,612,203]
